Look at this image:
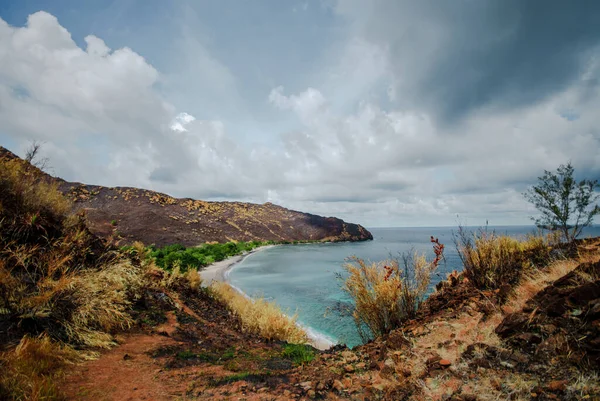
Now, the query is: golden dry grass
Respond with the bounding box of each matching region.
[503,244,600,314]
[210,281,308,344]
[0,335,79,401]
[456,228,555,290]
[342,241,443,339]
[0,156,156,398]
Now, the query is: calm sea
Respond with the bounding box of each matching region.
[229,226,600,348]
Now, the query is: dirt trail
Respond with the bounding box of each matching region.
[62,313,182,401]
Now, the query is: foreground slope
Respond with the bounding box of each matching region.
[0,146,372,246]
[60,239,600,401]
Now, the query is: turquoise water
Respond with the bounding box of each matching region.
[229,226,600,348]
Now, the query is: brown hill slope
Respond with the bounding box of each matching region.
[0,146,372,246]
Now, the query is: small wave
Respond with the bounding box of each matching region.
[301,323,337,349]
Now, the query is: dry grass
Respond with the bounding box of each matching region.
[186,268,202,291]
[503,245,600,314]
[342,238,444,340]
[0,335,79,401]
[456,227,555,290]
[210,281,308,344]
[567,373,600,399]
[0,156,157,398]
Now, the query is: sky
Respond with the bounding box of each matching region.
[0,0,599,227]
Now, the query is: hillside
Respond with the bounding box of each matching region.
[2,145,600,400]
[0,146,372,246]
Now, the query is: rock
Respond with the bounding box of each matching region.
[507,351,529,364]
[439,359,452,367]
[568,282,600,304]
[384,358,395,368]
[546,380,568,392]
[123,353,133,360]
[333,380,344,392]
[342,378,353,389]
[496,313,529,337]
[299,381,312,391]
[513,332,542,345]
[426,354,442,366]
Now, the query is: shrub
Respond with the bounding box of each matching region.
[455,226,555,290]
[0,156,147,348]
[342,237,445,341]
[149,241,268,272]
[210,282,307,344]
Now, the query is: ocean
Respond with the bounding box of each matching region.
[228,226,600,348]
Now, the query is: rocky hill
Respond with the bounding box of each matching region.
[0,146,372,246]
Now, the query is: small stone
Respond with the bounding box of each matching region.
[299,381,312,391]
[123,353,132,361]
[342,378,353,389]
[439,359,452,367]
[546,380,568,392]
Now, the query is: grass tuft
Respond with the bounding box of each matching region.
[281,343,315,365]
[210,282,308,344]
[0,335,79,401]
[342,237,445,340]
[456,227,556,290]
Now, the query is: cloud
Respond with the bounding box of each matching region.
[0,9,598,227]
[334,0,600,123]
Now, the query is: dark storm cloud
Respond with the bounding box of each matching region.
[340,0,600,122]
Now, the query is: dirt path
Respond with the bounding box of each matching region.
[62,313,183,401]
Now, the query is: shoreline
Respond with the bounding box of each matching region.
[199,245,276,286]
[199,245,335,351]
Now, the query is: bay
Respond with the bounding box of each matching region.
[229,225,600,348]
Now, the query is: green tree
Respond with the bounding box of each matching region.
[524,162,599,244]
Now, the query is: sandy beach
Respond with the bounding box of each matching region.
[199,245,275,286]
[199,245,333,350]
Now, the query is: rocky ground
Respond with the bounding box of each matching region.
[61,239,600,400]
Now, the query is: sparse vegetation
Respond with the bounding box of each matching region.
[210,281,308,344]
[342,237,445,340]
[0,155,154,399]
[281,343,315,365]
[524,162,599,245]
[0,335,79,401]
[455,226,555,290]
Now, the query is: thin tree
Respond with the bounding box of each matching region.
[24,140,50,172]
[523,162,599,244]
